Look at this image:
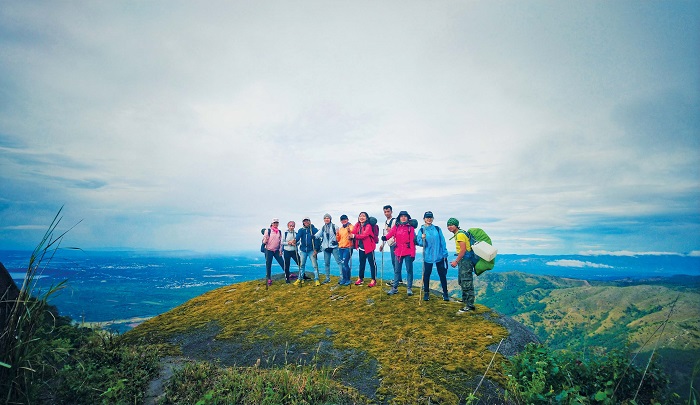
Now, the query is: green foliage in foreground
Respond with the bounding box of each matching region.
[504,343,670,404]
[160,360,367,405]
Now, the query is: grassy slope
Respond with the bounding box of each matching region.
[126,276,511,404]
[470,271,700,395]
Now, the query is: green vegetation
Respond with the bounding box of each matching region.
[471,271,700,401]
[504,343,669,404]
[160,359,366,404]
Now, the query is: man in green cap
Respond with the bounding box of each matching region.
[447,218,476,313]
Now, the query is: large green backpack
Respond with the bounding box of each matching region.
[460,228,496,276]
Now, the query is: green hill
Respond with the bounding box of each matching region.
[124,275,538,404]
[458,271,700,396]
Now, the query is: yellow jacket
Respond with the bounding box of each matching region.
[336,223,354,248]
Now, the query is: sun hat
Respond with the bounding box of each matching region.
[398,210,411,220]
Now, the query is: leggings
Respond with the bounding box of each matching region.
[358,250,377,280]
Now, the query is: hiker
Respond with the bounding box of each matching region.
[336,214,354,286]
[294,216,321,286]
[314,213,341,284]
[262,218,285,286]
[351,211,378,287]
[383,210,417,296]
[379,204,402,285]
[447,218,476,313]
[415,211,450,301]
[282,221,300,283]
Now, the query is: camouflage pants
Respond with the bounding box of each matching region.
[457,258,475,307]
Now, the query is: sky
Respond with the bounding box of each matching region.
[1,1,698,255]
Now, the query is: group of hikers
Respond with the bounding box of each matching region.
[261,205,479,313]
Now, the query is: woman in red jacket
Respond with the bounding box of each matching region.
[382,211,416,296]
[351,211,378,287]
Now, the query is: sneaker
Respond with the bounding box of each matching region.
[368,279,376,288]
[267,279,272,287]
[457,306,476,314]
[322,278,331,285]
[423,292,430,301]
[384,281,393,287]
[341,280,352,286]
[407,289,413,296]
[386,288,398,295]
[315,280,321,286]
[443,294,450,301]
[303,274,312,280]
[286,278,291,284]
[293,279,303,287]
[354,278,363,286]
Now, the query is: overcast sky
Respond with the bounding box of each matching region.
[1,1,698,255]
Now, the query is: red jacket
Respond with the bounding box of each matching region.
[352,222,377,252]
[385,223,416,258]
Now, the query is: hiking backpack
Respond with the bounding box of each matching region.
[458,228,497,275]
[367,217,380,244]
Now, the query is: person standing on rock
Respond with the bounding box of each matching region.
[336,214,354,286]
[262,218,285,287]
[295,217,321,286]
[383,210,417,296]
[282,221,300,283]
[351,211,378,287]
[447,217,476,313]
[315,213,341,284]
[416,211,450,301]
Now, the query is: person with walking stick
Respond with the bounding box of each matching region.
[382,211,417,296]
[416,211,450,301]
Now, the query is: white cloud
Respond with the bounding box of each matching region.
[0,1,698,254]
[546,260,614,269]
[579,250,685,257]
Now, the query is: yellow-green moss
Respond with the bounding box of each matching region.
[126,277,509,404]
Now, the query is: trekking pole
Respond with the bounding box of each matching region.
[419,227,425,305]
[381,228,385,289]
[264,248,269,291]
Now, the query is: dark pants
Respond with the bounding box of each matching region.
[265,249,284,280]
[358,250,377,280]
[283,250,299,280]
[423,258,448,296]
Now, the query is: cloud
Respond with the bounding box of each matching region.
[0,1,698,254]
[546,260,614,269]
[579,250,685,257]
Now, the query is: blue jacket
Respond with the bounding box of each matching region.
[297,226,320,253]
[415,225,448,264]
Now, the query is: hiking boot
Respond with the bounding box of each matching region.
[384,281,393,287]
[423,292,430,301]
[354,278,363,286]
[407,289,413,296]
[285,278,291,284]
[267,279,272,287]
[341,280,351,286]
[368,279,376,287]
[322,278,331,284]
[293,279,303,287]
[387,288,398,295]
[457,306,476,314]
[303,274,312,280]
[443,293,450,301]
[315,280,321,286]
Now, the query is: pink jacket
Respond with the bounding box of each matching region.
[262,227,283,253]
[385,223,416,258]
[352,222,377,252]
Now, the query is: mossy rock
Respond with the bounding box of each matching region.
[126,275,537,404]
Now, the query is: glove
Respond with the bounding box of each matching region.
[381,235,387,241]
